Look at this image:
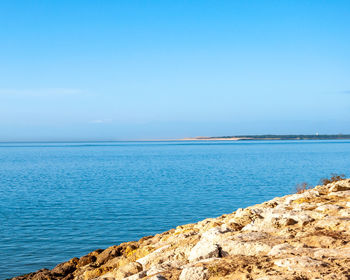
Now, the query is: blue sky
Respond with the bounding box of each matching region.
[0,0,349,140]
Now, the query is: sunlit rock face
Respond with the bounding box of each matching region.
[11,179,350,280]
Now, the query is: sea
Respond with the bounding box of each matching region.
[1,140,350,279]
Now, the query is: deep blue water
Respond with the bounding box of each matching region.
[1,140,350,279]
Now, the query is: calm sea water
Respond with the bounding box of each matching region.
[1,140,350,279]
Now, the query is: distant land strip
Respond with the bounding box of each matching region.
[181,134,350,141]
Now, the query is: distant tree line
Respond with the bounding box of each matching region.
[213,134,350,140]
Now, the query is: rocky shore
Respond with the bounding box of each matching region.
[11,179,350,280]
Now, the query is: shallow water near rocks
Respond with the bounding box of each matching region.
[1,140,350,279]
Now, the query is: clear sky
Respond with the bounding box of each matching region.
[0,0,349,141]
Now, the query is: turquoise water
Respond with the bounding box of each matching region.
[1,140,350,279]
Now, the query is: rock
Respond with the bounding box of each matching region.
[30,270,52,280]
[188,241,220,262]
[229,208,255,227]
[112,262,143,280]
[220,239,272,256]
[147,275,167,280]
[179,266,209,280]
[284,193,306,205]
[52,258,79,276]
[268,243,294,256]
[314,217,344,231]
[280,217,298,226]
[256,277,286,280]
[232,231,269,241]
[123,270,147,279]
[243,207,315,232]
[339,208,350,217]
[274,256,327,271]
[84,268,106,280]
[300,235,337,248]
[329,181,350,192]
[96,246,121,266]
[146,265,164,276]
[317,204,343,211]
[329,190,350,197]
[313,248,350,259]
[78,255,97,268]
[101,257,123,270]
[136,245,170,268]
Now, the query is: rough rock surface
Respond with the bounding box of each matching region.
[10,179,350,280]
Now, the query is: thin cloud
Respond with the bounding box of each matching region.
[340,90,350,94]
[0,88,83,96]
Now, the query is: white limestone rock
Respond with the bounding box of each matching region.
[329,181,350,192]
[136,245,170,268]
[179,266,209,280]
[147,275,167,280]
[313,248,350,259]
[188,241,219,262]
[123,270,147,280]
[268,243,294,256]
[220,239,272,256]
[274,256,327,271]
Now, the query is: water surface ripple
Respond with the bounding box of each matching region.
[1,140,350,279]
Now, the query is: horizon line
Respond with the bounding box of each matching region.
[1,133,350,143]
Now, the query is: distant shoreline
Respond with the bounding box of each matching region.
[1,134,350,143]
[180,134,350,141]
